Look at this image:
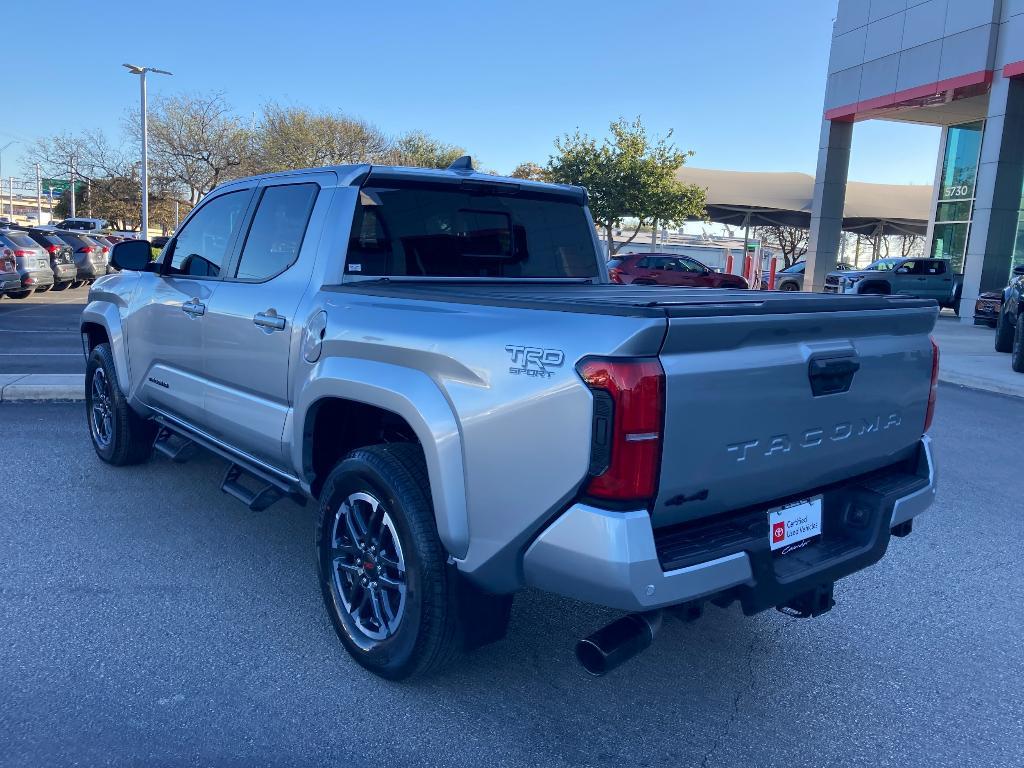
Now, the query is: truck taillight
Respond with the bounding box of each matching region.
[924,337,939,432]
[14,249,33,257]
[577,357,664,504]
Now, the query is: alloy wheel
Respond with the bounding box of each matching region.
[329,491,407,646]
[89,367,114,449]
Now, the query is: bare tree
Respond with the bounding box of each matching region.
[382,131,466,168]
[133,91,251,203]
[752,224,808,268]
[254,103,391,172]
[509,162,548,181]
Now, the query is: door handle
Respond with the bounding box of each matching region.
[253,310,286,331]
[181,299,205,317]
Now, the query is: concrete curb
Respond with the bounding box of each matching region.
[0,374,85,402]
[938,370,1024,400]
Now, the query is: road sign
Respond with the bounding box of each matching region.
[42,178,86,197]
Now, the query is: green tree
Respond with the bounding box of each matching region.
[385,131,466,168]
[546,117,705,255]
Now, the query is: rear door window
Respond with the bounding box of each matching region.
[347,181,598,278]
[4,232,38,248]
[234,183,318,281]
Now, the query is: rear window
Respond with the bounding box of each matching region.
[3,232,38,248]
[607,258,623,268]
[346,181,598,278]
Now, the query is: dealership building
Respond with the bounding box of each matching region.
[806,0,1024,315]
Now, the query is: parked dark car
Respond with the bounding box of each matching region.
[607,253,748,288]
[994,264,1024,371]
[0,230,54,298]
[56,232,108,285]
[24,229,77,290]
[974,291,1003,327]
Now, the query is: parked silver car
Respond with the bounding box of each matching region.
[0,246,19,296]
[774,260,852,291]
[0,230,54,298]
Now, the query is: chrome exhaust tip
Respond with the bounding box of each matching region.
[575,611,663,676]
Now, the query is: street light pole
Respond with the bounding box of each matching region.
[69,156,76,219]
[124,63,172,238]
[35,163,42,223]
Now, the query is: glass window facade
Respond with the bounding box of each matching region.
[930,120,983,274]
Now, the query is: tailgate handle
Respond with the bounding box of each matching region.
[808,353,860,396]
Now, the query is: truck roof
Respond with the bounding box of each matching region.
[210,162,587,203]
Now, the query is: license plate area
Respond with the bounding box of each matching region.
[768,496,822,554]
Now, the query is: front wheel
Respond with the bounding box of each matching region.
[779,281,798,291]
[85,344,156,465]
[995,307,1015,353]
[1012,316,1024,373]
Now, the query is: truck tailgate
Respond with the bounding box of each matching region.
[653,304,937,527]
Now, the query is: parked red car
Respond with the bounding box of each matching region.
[607,253,748,288]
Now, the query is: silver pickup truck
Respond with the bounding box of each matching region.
[81,161,939,679]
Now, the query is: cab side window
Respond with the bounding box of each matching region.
[167,190,250,277]
[235,183,319,281]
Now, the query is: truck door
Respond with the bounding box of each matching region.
[199,177,329,466]
[127,187,254,425]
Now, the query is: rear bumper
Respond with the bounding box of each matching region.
[523,436,936,613]
[77,263,107,279]
[53,263,77,281]
[21,269,54,288]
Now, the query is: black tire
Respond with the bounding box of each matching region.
[1013,316,1024,373]
[316,444,476,679]
[51,281,69,292]
[85,343,156,465]
[995,307,1015,353]
[70,280,85,289]
[37,284,52,293]
[7,289,32,299]
[779,281,798,291]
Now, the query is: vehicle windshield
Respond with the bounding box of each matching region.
[862,258,905,271]
[347,181,598,279]
[781,261,805,273]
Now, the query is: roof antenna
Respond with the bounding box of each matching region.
[448,155,475,172]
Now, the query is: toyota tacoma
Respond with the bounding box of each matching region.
[81,160,939,679]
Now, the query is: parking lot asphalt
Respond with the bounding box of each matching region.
[0,289,87,374]
[1,385,1021,767]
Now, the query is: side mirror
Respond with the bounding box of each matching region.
[1013,264,1024,276]
[111,239,153,272]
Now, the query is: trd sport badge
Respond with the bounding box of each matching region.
[505,345,565,378]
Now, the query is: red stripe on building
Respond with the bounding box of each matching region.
[1003,60,1024,78]
[824,69,993,122]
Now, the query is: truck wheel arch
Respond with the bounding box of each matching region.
[294,358,469,559]
[858,280,891,295]
[80,302,131,392]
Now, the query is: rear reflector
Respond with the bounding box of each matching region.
[577,357,664,503]
[924,337,939,432]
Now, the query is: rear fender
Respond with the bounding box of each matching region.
[292,357,469,559]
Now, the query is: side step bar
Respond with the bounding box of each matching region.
[150,415,305,512]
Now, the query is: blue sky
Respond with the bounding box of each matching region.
[4,0,939,185]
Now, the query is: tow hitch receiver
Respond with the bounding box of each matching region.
[777,583,835,619]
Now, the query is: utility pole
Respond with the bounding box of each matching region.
[8,177,13,218]
[35,164,42,223]
[69,156,76,218]
[174,200,179,230]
